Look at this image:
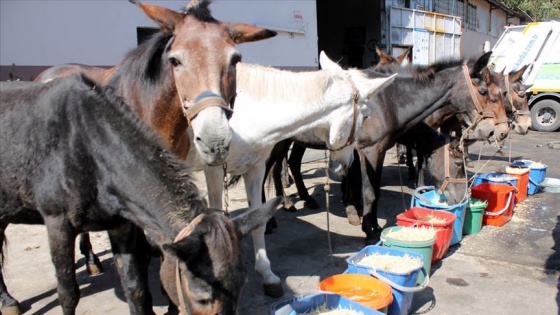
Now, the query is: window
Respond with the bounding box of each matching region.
[466,3,477,31]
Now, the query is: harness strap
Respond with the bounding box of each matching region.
[462,64,494,119]
[437,138,468,195]
[175,262,189,315]
[330,78,359,151]
[184,96,233,124]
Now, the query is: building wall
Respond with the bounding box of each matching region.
[0,0,319,81]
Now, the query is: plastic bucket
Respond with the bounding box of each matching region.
[472,173,518,189]
[471,184,516,227]
[380,226,436,285]
[463,198,487,235]
[346,245,429,315]
[396,207,456,264]
[271,292,383,315]
[501,165,530,203]
[512,160,548,195]
[410,186,467,246]
[318,274,393,313]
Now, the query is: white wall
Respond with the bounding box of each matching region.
[0,0,318,68]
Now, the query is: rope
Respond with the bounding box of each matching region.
[323,150,335,267]
[222,162,229,216]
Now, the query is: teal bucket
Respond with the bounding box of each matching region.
[380,226,435,286]
[346,245,429,315]
[410,186,467,246]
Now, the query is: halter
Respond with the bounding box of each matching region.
[437,138,468,195]
[461,64,495,123]
[329,78,360,152]
[504,74,531,120]
[183,91,233,124]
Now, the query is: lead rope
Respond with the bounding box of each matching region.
[175,262,189,315]
[222,163,229,216]
[324,150,335,267]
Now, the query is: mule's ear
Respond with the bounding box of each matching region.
[130,0,183,33]
[233,197,282,237]
[396,49,408,63]
[223,23,278,44]
[470,51,493,78]
[509,64,529,83]
[319,51,342,71]
[362,73,397,99]
[481,67,492,86]
[162,233,203,264]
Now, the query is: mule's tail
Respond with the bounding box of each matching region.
[226,175,242,188]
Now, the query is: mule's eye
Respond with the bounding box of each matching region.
[169,57,182,67]
[518,91,526,97]
[489,98,498,103]
[197,298,212,306]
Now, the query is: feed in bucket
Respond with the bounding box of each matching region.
[356,253,422,274]
[296,303,366,315]
[383,225,437,242]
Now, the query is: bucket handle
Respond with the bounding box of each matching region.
[505,181,519,193]
[484,191,514,216]
[528,176,542,189]
[369,266,429,293]
[411,186,436,207]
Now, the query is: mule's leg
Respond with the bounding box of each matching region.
[43,216,80,315]
[0,223,21,315]
[342,150,362,226]
[244,165,283,297]
[107,223,154,315]
[406,146,416,180]
[416,153,426,187]
[288,143,319,209]
[359,147,385,245]
[78,233,103,275]
[268,139,295,212]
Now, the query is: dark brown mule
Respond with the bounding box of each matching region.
[0,75,282,315]
[34,0,276,277]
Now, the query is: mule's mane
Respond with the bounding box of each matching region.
[369,57,467,85]
[110,32,173,92]
[183,0,216,22]
[236,63,332,104]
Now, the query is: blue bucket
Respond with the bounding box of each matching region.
[511,160,548,195]
[410,186,467,246]
[346,245,429,315]
[472,173,518,188]
[271,292,383,315]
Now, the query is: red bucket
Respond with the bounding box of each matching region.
[471,184,516,227]
[396,207,456,264]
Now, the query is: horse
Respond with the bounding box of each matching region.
[34,0,277,276]
[181,51,396,298]
[0,74,282,315]
[266,52,507,244]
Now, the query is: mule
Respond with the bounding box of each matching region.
[34,0,276,276]
[182,52,396,297]
[266,52,506,243]
[0,75,282,315]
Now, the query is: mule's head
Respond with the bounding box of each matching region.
[424,137,467,204]
[132,0,276,165]
[318,51,397,176]
[496,65,532,135]
[160,197,281,315]
[456,52,507,142]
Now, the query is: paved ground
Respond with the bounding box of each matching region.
[2,131,559,314]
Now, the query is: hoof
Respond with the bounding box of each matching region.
[283,205,298,212]
[345,206,361,226]
[263,282,284,298]
[304,198,320,209]
[87,263,103,276]
[1,305,21,315]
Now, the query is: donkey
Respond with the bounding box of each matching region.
[0,75,281,315]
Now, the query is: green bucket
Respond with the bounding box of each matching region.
[380,226,436,285]
[463,198,488,235]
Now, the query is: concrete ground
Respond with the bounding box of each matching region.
[2,131,558,314]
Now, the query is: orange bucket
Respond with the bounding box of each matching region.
[499,166,529,203]
[319,273,393,313]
